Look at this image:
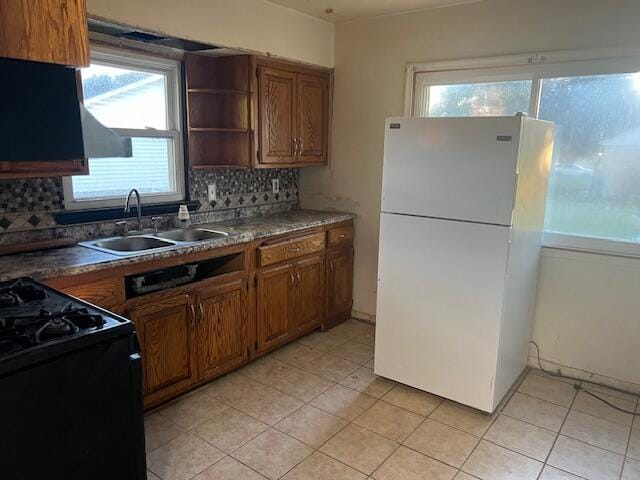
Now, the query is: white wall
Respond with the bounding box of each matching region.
[300,0,640,387]
[87,0,334,67]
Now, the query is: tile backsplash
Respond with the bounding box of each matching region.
[0,168,299,245]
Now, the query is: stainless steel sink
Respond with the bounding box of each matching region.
[154,228,229,242]
[82,236,177,255]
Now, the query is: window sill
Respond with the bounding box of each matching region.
[53,201,201,226]
[542,232,640,259]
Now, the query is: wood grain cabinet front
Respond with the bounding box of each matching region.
[291,254,325,335]
[195,274,248,382]
[256,263,294,352]
[326,248,354,328]
[258,66,297,165]
[256,252,325,353]
[0,0,90,66]
[256,62,330,167]
[125,291,196,402]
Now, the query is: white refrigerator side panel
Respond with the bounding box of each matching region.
[493,118,554,407]
[375,213,510,412]
[382,116,521,225]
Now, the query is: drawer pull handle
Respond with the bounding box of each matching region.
[339,234,346,239]
[290,247,302,253]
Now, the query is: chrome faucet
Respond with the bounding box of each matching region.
[124,189,143,232]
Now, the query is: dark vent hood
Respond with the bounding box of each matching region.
[0,57,132,162]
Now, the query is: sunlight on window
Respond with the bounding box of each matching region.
[426,81,532,117]
[82,63,167,130]
[540,73,640,243]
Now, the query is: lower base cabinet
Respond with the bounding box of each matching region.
[257,253,325,353]
[126,290,196,402]
[53,222,354,409]
[257,263,294,352]
[124,273,248,407]
[196,275,248,382]
[326,248,354,329]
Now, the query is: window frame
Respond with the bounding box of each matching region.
[63,45,185,210]
[406,46,640,257]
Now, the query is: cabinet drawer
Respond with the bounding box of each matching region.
[59,277,125,310]
[259,232,325,267]
[327,225,353,248]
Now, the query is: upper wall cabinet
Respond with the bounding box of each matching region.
[0,0,89,67]
[185,53,331,169]
[256,60,330,167]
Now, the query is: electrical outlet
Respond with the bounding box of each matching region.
[208,183,217,202]
[271,178,280,194]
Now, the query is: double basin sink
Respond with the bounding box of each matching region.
[80,227,230,256]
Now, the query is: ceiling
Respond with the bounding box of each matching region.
[267,0,482,23]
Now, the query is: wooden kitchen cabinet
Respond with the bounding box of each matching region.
[184,53,331,169]
[196,274,248,382]
[326,248,354,328]
[185,54,253,169]
[292,254,325,334]
[297,73,329,164]
[256,62,330,167]
[0,0,89,66]
[125,290,196,400]
[47,221,352,409]
[257,262,294,351]
[325,223,354,329]
[256,249,325,353]
[258,66,297,164]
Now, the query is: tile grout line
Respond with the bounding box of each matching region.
[535,380,580,480]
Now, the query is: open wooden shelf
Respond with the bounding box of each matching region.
[185,54,253,168]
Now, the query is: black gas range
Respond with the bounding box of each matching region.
[0,277,146,480]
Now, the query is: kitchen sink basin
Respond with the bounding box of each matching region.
[86,236,176,254]
[154,228,229,242]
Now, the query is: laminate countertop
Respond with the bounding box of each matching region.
[0,210,354,282]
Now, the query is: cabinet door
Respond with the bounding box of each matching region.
[0,0,89,66]
[258,66,296,164]
[297,73,329,164]
[257,263,293,351]
[126,292,195,398]
[196,276,248,382]
[327,249,354,322]
[292,254,325,334]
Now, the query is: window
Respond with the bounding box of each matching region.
[411,50,640,255]
[63,46,184,209]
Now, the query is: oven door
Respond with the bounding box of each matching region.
[0,334,145,480]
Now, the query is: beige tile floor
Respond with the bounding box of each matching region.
[144,319,640,480]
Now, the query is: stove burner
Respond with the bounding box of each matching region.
[0,293,18,307]
[35,317,79,343]
[0,280,48,307]
[2,303,106,347]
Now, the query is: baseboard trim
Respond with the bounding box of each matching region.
[527,355,640,396]
[351,310,376,323]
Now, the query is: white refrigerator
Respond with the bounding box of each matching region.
[374,115,554,413]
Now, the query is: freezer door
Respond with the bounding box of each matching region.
[374,212,510,412]
[381,117,522,225]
